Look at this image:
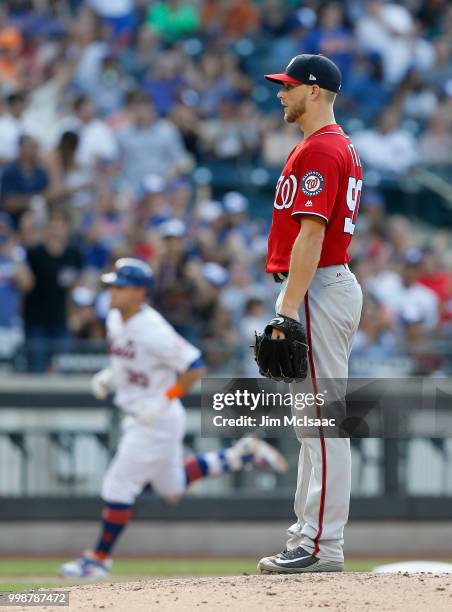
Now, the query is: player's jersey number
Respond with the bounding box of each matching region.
[344,176,362,235]
[126,368,149,387]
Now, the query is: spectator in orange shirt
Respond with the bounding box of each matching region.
[0,27,23,89]
[223,0,260,39]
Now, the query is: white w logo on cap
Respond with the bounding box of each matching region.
[309,74,317,80]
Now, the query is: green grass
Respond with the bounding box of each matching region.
[0,583,65,592]
[0,557,386,591]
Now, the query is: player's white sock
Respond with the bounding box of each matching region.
[184,448,253,484]
[203,448,252,475]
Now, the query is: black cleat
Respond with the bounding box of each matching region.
[258,546,344,574]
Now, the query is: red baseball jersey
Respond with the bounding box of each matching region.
[266,123,363,272]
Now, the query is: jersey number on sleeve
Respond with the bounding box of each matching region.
[344,176,362,235]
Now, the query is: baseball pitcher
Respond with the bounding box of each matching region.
[255,54,363,573]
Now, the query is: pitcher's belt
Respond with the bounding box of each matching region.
[273,272,288,283]
[272,264,350,283]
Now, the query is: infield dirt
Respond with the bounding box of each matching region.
[11,572,452,611]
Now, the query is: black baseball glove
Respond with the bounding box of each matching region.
[253,315,309,383]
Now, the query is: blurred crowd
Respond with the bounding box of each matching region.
[0,0,451,374]
[350,191,451,376]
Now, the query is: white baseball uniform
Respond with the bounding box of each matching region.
[101,304,201,503]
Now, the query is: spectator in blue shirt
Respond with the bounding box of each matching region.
[340,52,391,123]
[0,135,49,229]
[0,213,33,358]
[303,2,354,83]
[144,59,185,117]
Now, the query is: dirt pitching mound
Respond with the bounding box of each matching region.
[16,573,452,611]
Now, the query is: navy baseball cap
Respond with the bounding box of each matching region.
[101,258,153,289]
[265,54,342,93]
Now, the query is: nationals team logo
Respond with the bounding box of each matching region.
[274,174,297,210]
[301,171,324,196]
